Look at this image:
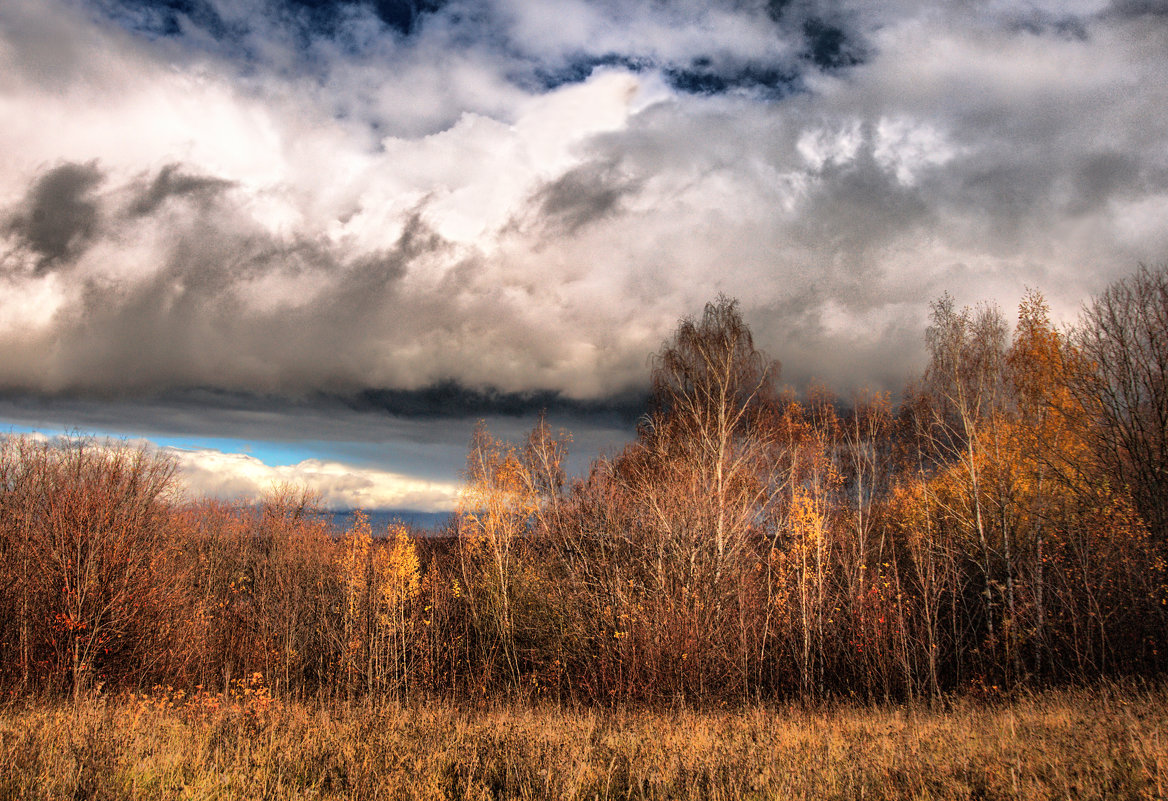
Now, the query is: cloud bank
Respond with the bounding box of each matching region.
[171,446,460,511]
[0,428,460,510]
[1,0,1166,408]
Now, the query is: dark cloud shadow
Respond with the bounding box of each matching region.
[665,61,797,97]
[340,381,648,423]
[801,18,864,70]
[128,163,235,217]
[4,162,103,273]
[533,160,643,235]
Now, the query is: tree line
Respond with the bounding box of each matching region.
[2,265,1166,705]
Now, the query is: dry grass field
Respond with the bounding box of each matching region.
[1,682,1165,800]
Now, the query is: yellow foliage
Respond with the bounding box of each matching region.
[375,523,421,611]
[340,511,373,621]
[788,488,827,551]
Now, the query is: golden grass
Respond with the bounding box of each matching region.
[1,684,1165,800]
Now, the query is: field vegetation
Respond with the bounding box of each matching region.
[1,683,1165,799]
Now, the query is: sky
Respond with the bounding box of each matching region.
[1,0,1166,514]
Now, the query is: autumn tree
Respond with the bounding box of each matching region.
[371,522,421,700]
[1072,264,1168,544]
[647,295,781,582]
[339,511,375,698]
[521,412,570,537]
[1008,289,1166,678]
[249,489,337,699]
[457,422,541,688]
[572,296,785,700]
[0,438,179,699]
[921,295,1009,660]
[0,436,43,692]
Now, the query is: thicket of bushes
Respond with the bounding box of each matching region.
[2,266,1167,705]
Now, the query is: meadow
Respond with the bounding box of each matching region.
[2,683,1165,800]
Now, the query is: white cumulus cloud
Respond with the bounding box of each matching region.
[170,447,461,511]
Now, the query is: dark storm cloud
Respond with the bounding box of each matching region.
[801,18,863,70]
[105,0,450,39]
[128,164,235,217]
[0,387,638,486]
[342,381,647,422]
[0,160,431,396]
[99,0,231,40]
[1109,0,1168,18]
[533,160,642,235]
[364,0,448,35]
[2,0,1167,415]
[4,160,235,273]
[5,162,103,272]
[664,61,795,97]
[787,146,933,259]
[1,156,653,406]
